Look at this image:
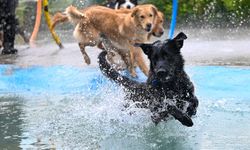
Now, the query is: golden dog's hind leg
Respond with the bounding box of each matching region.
[97,42,116,65]
[114,51,128,69]
[107,51,116,65]
[78,42,91,65]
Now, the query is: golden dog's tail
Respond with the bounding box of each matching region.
[65,6,86,24]
[51,12,69,30]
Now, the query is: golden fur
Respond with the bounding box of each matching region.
[54,5,163,77]
[148,11,165,39]
[65,5,158,77]
[51,7,165,72]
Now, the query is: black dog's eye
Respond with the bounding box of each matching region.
[164,54,169,60]
[140,15,145,19]
[152,55,158,64]
[162,52,168,58]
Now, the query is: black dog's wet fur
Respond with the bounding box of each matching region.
[98,32,198,127]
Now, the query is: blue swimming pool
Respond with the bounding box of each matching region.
[0,65,249,149]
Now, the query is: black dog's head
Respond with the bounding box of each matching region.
[136,32,187,82]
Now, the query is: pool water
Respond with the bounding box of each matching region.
[0,65,250,149]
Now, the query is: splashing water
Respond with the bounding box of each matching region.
[1,65,250,149]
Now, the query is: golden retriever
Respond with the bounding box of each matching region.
[51,7,165,73]
[65,4,159,77]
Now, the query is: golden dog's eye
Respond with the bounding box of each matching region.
[140,15,145,19]
[160,20,163,23]
[149,14,153,17]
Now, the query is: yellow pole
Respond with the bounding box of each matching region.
[42,0,63,49]
[29,0,42,47]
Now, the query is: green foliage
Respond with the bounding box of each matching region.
[16,0,250,28]
[146,0,250,28]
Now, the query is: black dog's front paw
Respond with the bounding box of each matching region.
[187,98,199,117]
[187,106,197,117]
[172,110,193,127]
[186,96,199,117]
[179,114,193,127]
[168,105,193,127]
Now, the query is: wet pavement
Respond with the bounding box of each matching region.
[1,28,250,67]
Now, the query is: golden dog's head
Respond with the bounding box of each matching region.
[131,4,158,33]
[152,11,165,37]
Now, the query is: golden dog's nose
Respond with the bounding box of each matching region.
[146,23,152,32]
[159,31,164,36]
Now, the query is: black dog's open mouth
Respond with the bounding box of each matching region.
[165,76,171,81]
[156,69,172,82]
[157,72,173,82]
[156,75,170,82]
[157,76,171,82]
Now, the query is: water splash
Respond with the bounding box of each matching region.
[1,65,250,149]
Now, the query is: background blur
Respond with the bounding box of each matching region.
[16,0,250,33]
[13,0,250,44]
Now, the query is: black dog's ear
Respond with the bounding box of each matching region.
[173,32,187,49]
[134,43,153,56]
[174,32,187,41]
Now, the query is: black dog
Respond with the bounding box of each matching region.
[98,32,198,127]
[104,0,138,9]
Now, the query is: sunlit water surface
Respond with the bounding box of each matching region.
[0,65,250,150]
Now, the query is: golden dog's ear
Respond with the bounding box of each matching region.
[131,8,140,17]
[151,6,158,16]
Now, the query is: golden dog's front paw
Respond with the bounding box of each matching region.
[131,71,137,78]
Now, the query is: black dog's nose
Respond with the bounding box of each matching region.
[127,5,131,9]
[156,69,167,78]
[146,24,152,31]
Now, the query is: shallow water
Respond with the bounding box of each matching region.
[1,65,250,150]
